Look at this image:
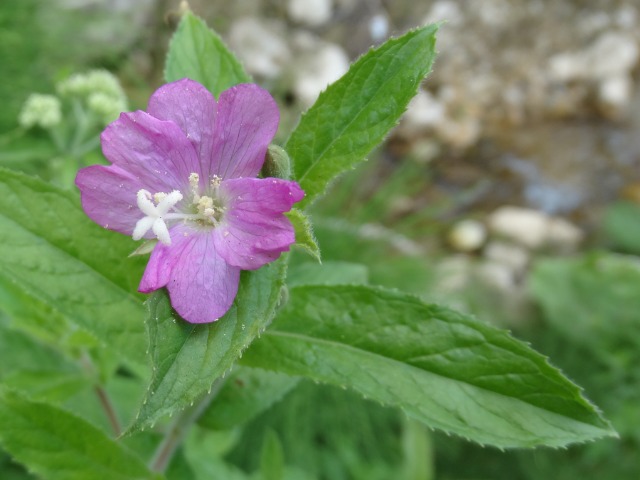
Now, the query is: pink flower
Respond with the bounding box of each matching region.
[76,79,303,323]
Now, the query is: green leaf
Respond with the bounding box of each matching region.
[127,259,287,434]
[183,427,249,480]
[2,371,88,403]
[285,209,320,262]
[531,252,640,353]
[165,10,251,96]
[260,430,285,480]
[241,285,616,448]
[285,24,438,209]
[0,322,77,378]
[0,388,159,480]
[401,419,434,480]
[287,261,369,287]
[0,169,147,367]
[199,367,298,431]
[603,201,640,254]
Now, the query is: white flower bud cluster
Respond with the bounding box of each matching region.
[57,70,128,124]
[18,94,62,129]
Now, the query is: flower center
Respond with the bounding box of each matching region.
[132,172,226,246]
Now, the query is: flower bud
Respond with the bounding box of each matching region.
[262,144,292,179]
[18,94,62,129]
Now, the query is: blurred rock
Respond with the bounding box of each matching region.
[448,219,487,252]
[287,0,333,27]
[477,261,515,291]
[437,255,474,292]
[488,206,584,251]
[290,35,349,107]
[597,74,634,118]
[484,241,529,273]
[369,13,390,42]
[398,90,446,138]
[546,217,584,251]
[548,32,639,81]
[424,1,463,25]
[488,206,549,249]
[228,17,290,79]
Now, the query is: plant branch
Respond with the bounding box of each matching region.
[78,351,122,437]
[94,385,122,437]
[149,377,226,472]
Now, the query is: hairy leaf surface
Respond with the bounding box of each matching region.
[242,285,616,448]
[285,25,438,209]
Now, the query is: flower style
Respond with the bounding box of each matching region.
[76,79,303,323]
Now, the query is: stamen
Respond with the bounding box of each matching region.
[189,172,199,189]
[189,172,200,202]
[211,175,221,188]
[197,196,213,214]
[154,192,167,203]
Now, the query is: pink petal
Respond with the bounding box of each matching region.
[101,111,200,194]
[209,84,279,180]
[139,224,240,323]
[76,164,145,236]
[214,177,304,270]
[147,79,217,188]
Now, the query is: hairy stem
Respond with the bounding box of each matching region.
[78,351,122,437]
[94,385,122,437]
[149,377,226,472]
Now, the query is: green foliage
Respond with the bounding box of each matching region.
[285,209,320,262]
[0,5,622,478]
[0,321,77,377]
[287,260,369,287]
[0,169,147,367]
[285,24,438,209]
[260,430,285,480]
[602,201,640,254]
[0,0,51,131]
[182,427,249,480]
[199,367,298,431]
[0,389,159,480]
[401,419,434,480]
[242,285,615,448]
[228,380,403,480]
[306,219,434,294]
[165,11,251,97]
[127,259,287,433]
[531,252,640,356]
